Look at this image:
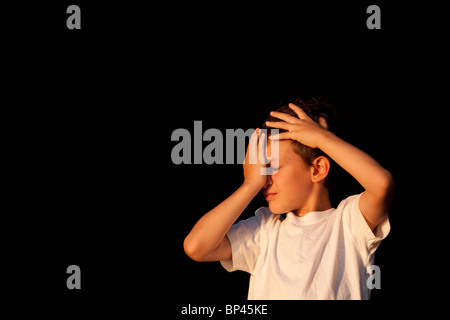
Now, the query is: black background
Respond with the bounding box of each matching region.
[5,0,442,317]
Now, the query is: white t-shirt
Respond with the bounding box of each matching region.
[220,193,390,300]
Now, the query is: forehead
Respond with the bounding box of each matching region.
[266,140,302,163]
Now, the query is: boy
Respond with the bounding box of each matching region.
[183,98,394,300]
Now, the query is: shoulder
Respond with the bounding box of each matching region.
[334,193,367,226]
[335,194,361,211]
[335,193,390,257]
[230,207,283,236]
[233,207,281,229]
[332,194,364,221]
[254,207,282,223]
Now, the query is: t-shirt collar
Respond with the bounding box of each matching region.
[286,208,335,226]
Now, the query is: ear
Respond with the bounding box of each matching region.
[318,116,329,130]
[310,156,330,183]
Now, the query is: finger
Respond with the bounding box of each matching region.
[269,131,293,141]
[265,121,293,131]
[244,129,258,163]
[288,103,311,120]
[258,131,268,165]
[269,111,301,124]
[245,128,258,164]
[246,129,258,154]
[266,138,279,161]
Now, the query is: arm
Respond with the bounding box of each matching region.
[183,129,267,262]
[317,130,394,230]
[183,183,260,262]
[268,104,394,230]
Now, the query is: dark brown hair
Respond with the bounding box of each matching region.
[261,97,335,189]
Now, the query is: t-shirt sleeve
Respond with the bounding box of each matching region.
[342,193,391,261]
[220,208,268,274]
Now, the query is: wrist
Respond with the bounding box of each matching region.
[316,129,336,149]
[241,180,264,196]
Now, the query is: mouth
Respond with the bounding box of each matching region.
[264,193,277,200]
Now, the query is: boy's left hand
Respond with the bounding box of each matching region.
[266,103,329,148]
[268,103,394,231]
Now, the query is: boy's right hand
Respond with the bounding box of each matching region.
[185,130,269,262]
[243,128,268,191]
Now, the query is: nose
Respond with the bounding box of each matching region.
[263,174,273,189]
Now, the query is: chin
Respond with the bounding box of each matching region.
[268,202,290,214]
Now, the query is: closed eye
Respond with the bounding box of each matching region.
[267,162,280,169]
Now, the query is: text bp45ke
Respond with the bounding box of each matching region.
[225,304,268,315]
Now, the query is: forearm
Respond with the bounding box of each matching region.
[267,103,394,230]
[318,130,393,195]
[184,182,260,260]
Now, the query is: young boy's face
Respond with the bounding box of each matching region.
[263,141,314,214]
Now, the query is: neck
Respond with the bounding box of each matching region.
[292,187,332,217]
